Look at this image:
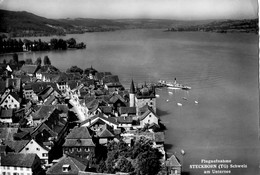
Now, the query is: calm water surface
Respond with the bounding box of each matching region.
[1,30,259,174]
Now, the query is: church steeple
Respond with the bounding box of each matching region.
[130,79,135,94]
[129,79,135,107]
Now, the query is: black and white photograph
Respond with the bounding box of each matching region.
[0,0,258,175]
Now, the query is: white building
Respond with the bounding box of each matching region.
[20,139,50,169]
[0,153,42,175]
[0,90,20,109]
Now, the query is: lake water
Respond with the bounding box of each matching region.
[1,30,259,175]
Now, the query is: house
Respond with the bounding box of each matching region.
[0,108,14,123]
[37,72,58,82]
[63,126,96,161]
[3,140,30,153]
[84,66,98,79]
[104,82,124,93]
[23,84,34,99]
[6,78,21,93]
[37,86,61,104]
[0,90,21,109]
[109,94,126,114]
[139,107,159,127]
[81,113,118,130]
[30,108,68,162]
[135,83,156,114]
[20,64,40,77]
[165,155,182,175]
[95,124,115,145]
[116,116,133,130]
[31,104,68,126]
[20,139,50,169]
[46,155,87,175]
[102,75,120,84]
[118,107,136,116]
[0,153,42,175]
[23,82,59,101]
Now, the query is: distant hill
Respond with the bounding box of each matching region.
[0,9,74,36]
[166,19,258,33]
[0,9,258,37]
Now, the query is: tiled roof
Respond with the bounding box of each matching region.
[118,107,136,115]
[4,140,30,152]
[109,94,125,104]
[13,131,30,140]
[81,113,118,126]
[139,104,153,114]
[27,82,58,94]
[10,92,20,101]
[1,153,39,167]
[86,99,99,109]
[99,106,113,114]
[0,109,13,119]
[102,75,120,84]
[46,155,86,175]
[32,105,56,120]
[116,116,133,124]
[165,155,181,167]
[39,65,60,74]
[96,124,114,138]
[139,107,157,121]
[38,86,54,100]
[63,139,95,147]
[66,126,92,139]
[21,64,40,74]
[44,95,56,105]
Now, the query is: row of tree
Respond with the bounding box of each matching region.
[0,37,86,54]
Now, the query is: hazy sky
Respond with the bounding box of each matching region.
[0,0,258,20]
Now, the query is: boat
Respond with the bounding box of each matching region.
[168,91,173,95]
[195,101,199,104]
[182,97,187,100]
[177,103,182,106]
[159,78,191,90]
[155,94,160,98]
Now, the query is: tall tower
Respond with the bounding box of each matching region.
[129,79,135,107]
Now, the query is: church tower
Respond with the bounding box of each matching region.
[129,79,135,107]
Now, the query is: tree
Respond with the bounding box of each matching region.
[43,56,51,65]
[116,157,134,173]
[132,138,163,175]
[50,38,58,50]
[12,53,18,64]
[58,39,67,50]
[97,159,107,173]
[35,57,42,66]
[66,65,83,74]
[67,38,76,48]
